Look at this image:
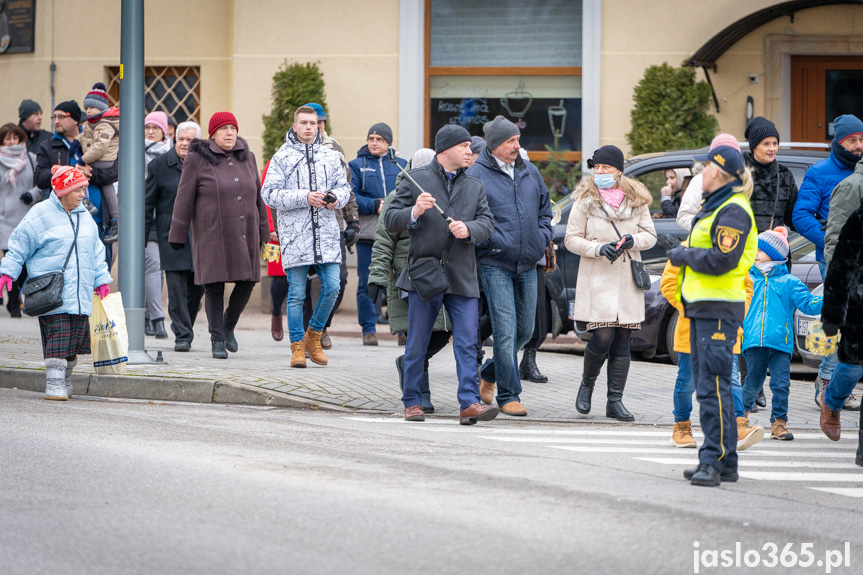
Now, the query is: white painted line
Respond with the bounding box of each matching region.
[550,446,854,457]
[809,487,863,498]
[479,436,851,450]
[635,457,861,469]
[738,471,863,482]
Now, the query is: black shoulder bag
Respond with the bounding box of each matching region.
[408,234,454,300]
[609,220,651,292]
[22,213,79,316]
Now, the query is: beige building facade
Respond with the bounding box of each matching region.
[1,0,861,164]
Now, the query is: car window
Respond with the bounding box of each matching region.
[789,232,816,263]
[634,164,696,213]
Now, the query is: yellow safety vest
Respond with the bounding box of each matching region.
[678,193,757,304]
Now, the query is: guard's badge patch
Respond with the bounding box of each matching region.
[716,226,742,254]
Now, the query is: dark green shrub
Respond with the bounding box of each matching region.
[626,63,717,156]
[261,61,330,164]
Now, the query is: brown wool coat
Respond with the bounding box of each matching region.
[169,137,268,285]
[564,187,656,324]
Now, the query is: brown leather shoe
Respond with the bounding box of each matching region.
[320,329,332,350]
[479,378,495,404]
[501,401,528,416]
[271,315,283,342]
[363,333,379,346]
[820,387,841,441]
[404,404,425,422]
[290,341,306,368]
[460,402,499,425]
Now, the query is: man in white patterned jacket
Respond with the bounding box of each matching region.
[261,106,351,368]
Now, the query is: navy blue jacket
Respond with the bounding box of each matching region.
[467,148,553,274]
[349,145,407,241]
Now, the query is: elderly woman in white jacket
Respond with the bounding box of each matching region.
[564,146,656,421]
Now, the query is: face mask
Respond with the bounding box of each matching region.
[594,174,617,189]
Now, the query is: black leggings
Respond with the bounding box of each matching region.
[586,326,632,358]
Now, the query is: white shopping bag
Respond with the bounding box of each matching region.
[89,292,129,375]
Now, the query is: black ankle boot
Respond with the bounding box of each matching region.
[420,370,434,414]
[212,340,228,359]
[519,348,548,383]
[606,355,635,422]
[577,348,607,414]
[225,329,238,352]
[144,320,154,337]
[395,355,405,392]
[153,318,168,339]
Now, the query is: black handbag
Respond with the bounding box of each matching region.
[408,234,454,300]
[22,213,79,317]
[610,220,652,292]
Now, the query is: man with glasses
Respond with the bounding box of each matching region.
[348,123,407,346]
[793,114,863,413]
[33,100,117,267]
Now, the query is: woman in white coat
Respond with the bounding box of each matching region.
[564,146,656,421]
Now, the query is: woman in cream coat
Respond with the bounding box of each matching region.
[564,145,656,421]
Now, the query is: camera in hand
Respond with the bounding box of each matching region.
[323,192,337,204]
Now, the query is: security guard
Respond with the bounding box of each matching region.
[669,143,758,487]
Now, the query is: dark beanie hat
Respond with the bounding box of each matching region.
[18,99,41,122]
[745,116,780,151]
[833,114,863,144]
[470,135,486,154]
[482,115,520,151]
[54,100,82,123]
[587,145,624,172]
[434,124,472,154]
[367,122,393,145]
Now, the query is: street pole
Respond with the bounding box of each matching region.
[119,0,159,364]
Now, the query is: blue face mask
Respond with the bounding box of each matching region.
[594,173,617,189]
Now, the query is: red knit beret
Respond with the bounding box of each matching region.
[208,111,238,137]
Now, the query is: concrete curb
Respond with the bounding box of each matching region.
[0,367,347,411]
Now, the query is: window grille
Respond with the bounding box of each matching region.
[106,66,201,123]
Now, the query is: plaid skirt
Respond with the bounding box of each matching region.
[39,313,91,359]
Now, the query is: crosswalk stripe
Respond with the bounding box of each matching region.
[809,487,863,497]
[477,436,851,450]
[635,457,861,469]
[549,446,850,457]
[738,471,863,482]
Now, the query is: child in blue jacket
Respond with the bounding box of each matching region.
[742,227,822,440]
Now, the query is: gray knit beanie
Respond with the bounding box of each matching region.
[367,122,393,145]
[483,115,520,152]
[18,99,41,122]
[434,124,471,154]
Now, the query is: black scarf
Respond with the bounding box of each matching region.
[286,128,324,263]
[832,139,863,169]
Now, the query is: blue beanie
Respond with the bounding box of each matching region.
[757,226,789,262]
[833,115,863,145]
[303,102,327,121]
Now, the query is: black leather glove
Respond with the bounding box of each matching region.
[599,243,620,262]
[368,283,385,302]
[19,191,33,205]
[344,221,360,248]
[170,242,185,251]
[618,234,634,251]
[668,246,686,267]
[822,322,839,337]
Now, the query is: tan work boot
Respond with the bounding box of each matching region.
[771,418,794,441]
[737,415,765,451]
[290,341,306,368]
[479,378,495,405]
[304,327,328,365]
[670,420,697,448]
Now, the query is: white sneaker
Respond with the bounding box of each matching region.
[45,380,68,401]
[843,394,861,411]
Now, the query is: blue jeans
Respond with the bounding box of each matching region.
[355,242,376,335]
[742,347,792,422]
[286,263,341,343]
[824,362,863,411]
[817,259,839,379]
[673,353,743,422]
[404,291,480,410]
[479,265,537,407]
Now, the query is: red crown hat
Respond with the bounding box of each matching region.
[50,165,89,197]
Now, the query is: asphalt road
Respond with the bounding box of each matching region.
[2,388,860,575]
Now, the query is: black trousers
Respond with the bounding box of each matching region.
[203,281,255,341]
[165,270,205,343]
[303,238,348,329]
[691,317,739,473]
[524,265,547,350]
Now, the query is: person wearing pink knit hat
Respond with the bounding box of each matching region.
[676,133,742,230]
[0,164,112,401]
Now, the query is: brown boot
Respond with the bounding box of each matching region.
[320,329,332,350]
[290,341,306,368]
[737,415,764,451]
[670,420,697,448]
[304,327,328,365]
[820,387,841,441]
[771,418,794,441]
[271,315,283,342]
[479,378,495,405]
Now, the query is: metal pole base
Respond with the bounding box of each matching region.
[126,348,165,365]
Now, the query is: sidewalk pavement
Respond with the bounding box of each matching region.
[0,309,859,432]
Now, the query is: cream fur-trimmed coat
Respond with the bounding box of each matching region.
[564,185,656,324]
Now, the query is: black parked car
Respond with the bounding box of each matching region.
[544,145,830,362]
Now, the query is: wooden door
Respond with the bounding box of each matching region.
[791,55,863,143]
